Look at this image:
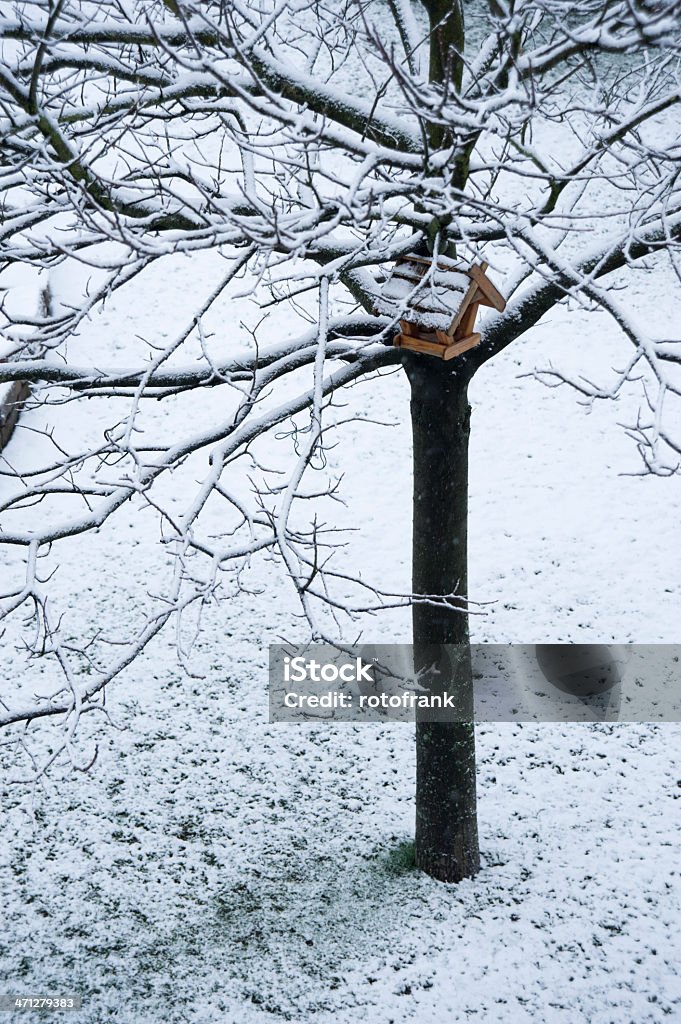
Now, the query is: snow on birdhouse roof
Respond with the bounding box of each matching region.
[373,255,473,332]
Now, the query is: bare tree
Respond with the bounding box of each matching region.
[1,0,680,881]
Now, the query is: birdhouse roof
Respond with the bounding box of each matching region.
[373,255,475,332]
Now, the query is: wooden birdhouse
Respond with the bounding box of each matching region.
[373,254,506,360]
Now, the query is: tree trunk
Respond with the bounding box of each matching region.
[0,380,29,453]
[406,356,480,883]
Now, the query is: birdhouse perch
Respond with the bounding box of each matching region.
[373,255,506,360]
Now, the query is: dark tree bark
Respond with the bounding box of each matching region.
[0,380,29,453]
[405,354,480,883]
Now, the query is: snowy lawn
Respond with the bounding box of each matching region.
[2,253,681,1023]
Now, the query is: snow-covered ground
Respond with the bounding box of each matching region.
[1,246,681,1022]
